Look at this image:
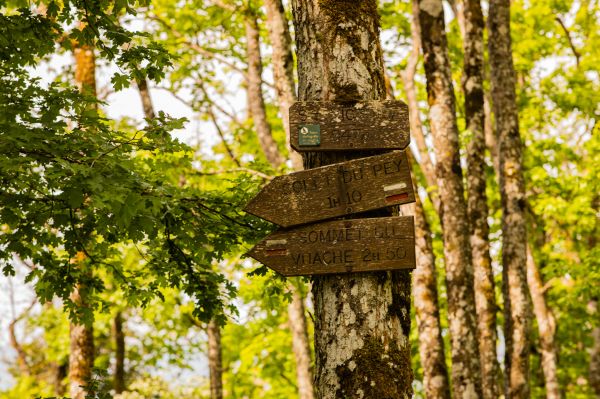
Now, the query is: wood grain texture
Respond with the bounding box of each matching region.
[247,216,415,276]
[244,151,415,227]
[290,100,410,151]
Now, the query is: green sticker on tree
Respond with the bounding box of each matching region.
[298,124,321,146]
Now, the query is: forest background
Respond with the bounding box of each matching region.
[0,0,599,398]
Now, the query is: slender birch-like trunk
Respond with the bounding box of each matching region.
[462,0,502,397]
[288,287,315,399]
[263,0,303,171]
[488,1,532,397]
[113,311,125,393]
[291,2,413,397]
[412,189,451,399]
[246,6,315,395]
[69,40,96,399]
[526,245,561,399]
[417,0,483,397]
[399,3,449,394]
[207,319,223,399]
[245,11,285,168]
[136,78,156,120]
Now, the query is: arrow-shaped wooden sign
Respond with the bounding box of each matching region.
[289,100,410,151]
[244,151,415,227]
[247,216,416,276]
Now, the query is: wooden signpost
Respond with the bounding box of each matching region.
[247,217,415,276]
[289,100,410,151]
[243,151,415,228]
[245,100,418,275]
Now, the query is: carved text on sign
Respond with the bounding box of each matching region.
[289,100,410,151]
[247,216,416,276]
[244,151,415,227]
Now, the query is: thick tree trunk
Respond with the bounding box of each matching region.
[207,319,223,399]
[291,2,413,398]
[488,1,532,397]
[417,1,483,397]
[462,0,502,397]
[245,11,285,168]
[113,312,125,393]
[412,190,451,399]
[69,41,96,399]
[526,245,561,399]
[136,78,156,120]
[263,0,303,170]
[69,285,95,399]
[288,287,315,399]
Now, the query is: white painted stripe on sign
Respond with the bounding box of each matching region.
[384,182,407,192]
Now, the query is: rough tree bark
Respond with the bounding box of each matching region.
[488,1,532,397]
[113,311,125,393]
[207,319,223,399]
[412,188,451,399]
[69,40,96,399]
[245,10,285,168]
[526,245,561,399]
[291,1,413,398]
[462,0,502,397]
[263,0,303,170]
[398,3,450,394]
[402,0,439,213]
[417,0,483,397]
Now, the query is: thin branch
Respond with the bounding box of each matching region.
[555,16,581,66]
[193,168,273,180]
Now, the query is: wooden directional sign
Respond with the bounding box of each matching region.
[244,151,415,227]
[247,216,416,276]
[289,100,410,151]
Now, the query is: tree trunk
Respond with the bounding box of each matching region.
[488,1,532,397]
[263,0,303,170]
[291,2,413,398]
[245,11,285,168]
[288,286,315,399]
[462,0,502,397]
[402,0,439,213]
[398,4,449,393]
[69,285,95,399]
[590,299,600,398]
[526,245,561,398]
[417,1,483,397]
[69,40,96,399]
[136,78,156,120]
[207,319,223,399]
[412,189,451,399]
[113,311,126,393]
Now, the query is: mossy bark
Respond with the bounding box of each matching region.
[488,0,532,397]
[291,1,413,398]
[417,0,483,397]
[462,0,502,397]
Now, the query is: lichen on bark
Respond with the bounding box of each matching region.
[291,1,413,398]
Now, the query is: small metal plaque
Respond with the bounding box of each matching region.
[298,124,321,147]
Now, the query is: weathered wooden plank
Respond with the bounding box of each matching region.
[289,100,410,151]
[243,151,415,227]
[247,216,416,276]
